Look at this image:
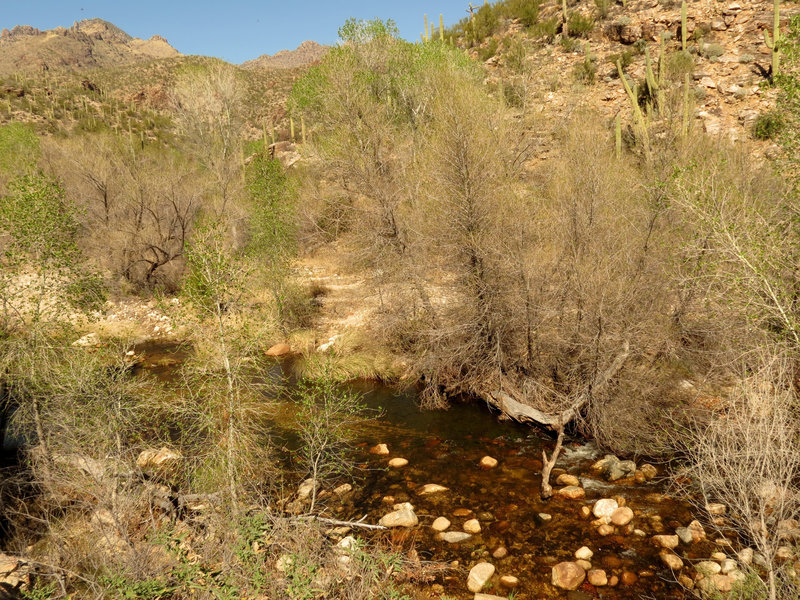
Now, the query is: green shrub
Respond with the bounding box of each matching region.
[478,38,500,61]
[753,110,785,140]
[560,36,581,52]
[701,43,725,60]
[663,50,694,82]
[500,0,542,27]
[574,54,597,84]
[568,12,595,37]
[594,0,611,20]
[532,17,560,41]
[608,49,636,71]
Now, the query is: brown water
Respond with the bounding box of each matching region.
[136,343,710,600]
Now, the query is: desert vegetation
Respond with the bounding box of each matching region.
[0,3,799,600]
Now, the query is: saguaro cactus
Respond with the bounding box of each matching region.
[440,14,445,41]
[681,0,688,52]
[763,0,781,77]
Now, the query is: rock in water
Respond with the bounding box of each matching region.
[467,562,495,593]
[370,443,390,455]
[388,457,408,468]
[479,456,498,468]
[593,498,619,519]
[431,516,451,531]
[463,519,481,534]
[439,531,472,543]
[417,483,448,495]
[379,506,418,528]
[557,473,581,486]
[558,486,586,499]
[611,506,634,526]
[552,562,586,590]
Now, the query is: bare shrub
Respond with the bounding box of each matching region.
[674,353,800,600]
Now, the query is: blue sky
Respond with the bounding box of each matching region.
[3,1,473,64]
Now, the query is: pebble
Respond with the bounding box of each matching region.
[499,575,519,588]
[332,483,352,496]
[660,552,684,570]
[556,473,581,486]
[621,571,638,585]
[597,524,615,536]
[696,561,722,576]
[575,546,593,561]
[417,483,448,495]
[580,506,592,518]
[576,559,592,571]
[611,507,634,526]
[706,502,726,515]
[453,508,473,517]
[588,569,608,586]
[439,531,472,543]
[464,519,481,534]
[538,513,552,522]
[370,443,389,455]
[652,535,680,549]
[608,575,619,586]
[431,517,451,532]
[551,562,586,591]
[675,526,693,544]
[388,457,408,468]
[467,562,495,593]
[479,456,498,469]
[593,498,619,519]
[557,486,585,499]
[720,559,738,574]
[492,546,508,559]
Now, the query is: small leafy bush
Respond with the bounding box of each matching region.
[752,110,784,140]
[568,12,595,37]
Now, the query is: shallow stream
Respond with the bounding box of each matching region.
[137,342,711,600]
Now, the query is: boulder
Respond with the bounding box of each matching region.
[439,531,472,543]
[588,569,608,586]
[558,486,586,499]
[265,342,291,356]
[479,456,498,469]
[467,562,495,593]
[688,520,706,542]
[593,498,619,519]
[379,505,418,528]
[611,507,634,526]
[370,443,390,455]
[592,455,637,481]
[652,535,679,549]
[432,517,451,532]
[660,552,684,570]
[557,473,581,487]
[418,483,448,495]
[640,464,657,480]
[136,447,182,473]
[551,562,586,591]
[696,561,722,577]
[499,575,519,588]
[464,519,481,534]
[296,478,319,500]
[388,457,408,468]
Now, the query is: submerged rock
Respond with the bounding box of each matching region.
[379,505,418,528]
[588,569,608,586]
[431,516,451,532]
[660,551,684,570]
[479,456,498,469]
[418,483,448,495]
[652,534,680,549]
[591,454,636,481]
[552,562,586,591]
[558,486,585,499]
[463,519,481,534]
[439,531,473,543]
[593,498,619,519]
[611,506,634,526]
[370,443,390,455]
[557,473,581,487]
[575,546,593,561]
[388,457,408,468]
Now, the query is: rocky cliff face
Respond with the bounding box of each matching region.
[0,18,179,74]
[241,40,328,70]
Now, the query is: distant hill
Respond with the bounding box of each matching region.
[0,18,179,74]
[241,40,328,70]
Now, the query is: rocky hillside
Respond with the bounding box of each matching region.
[241,40,328,69]
[464,0,799,158]
[0,19,179,75]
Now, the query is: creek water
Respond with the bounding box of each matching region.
[136,342,710,600]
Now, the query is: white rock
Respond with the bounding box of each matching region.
[431,517,451,532]
[439,531,472,543]
[575,546,594,561]
[696,561,722,576]
[593,498,619,519]
[479,456,498,468]
[417,483,448,495]
[379,506,418,528]
[388,457,408,468]
[467,562,496,593]
[464,519,481,534]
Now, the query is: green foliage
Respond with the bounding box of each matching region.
[532,17,560,42]
[467,4,500,45]
[505,37,528,72]
[662,50,694,82]
[0,122,39,178]
[594,0,611,19]
[753,110,785,139]
[338,18,399,44]
[574,45,597,84]
[478,38,500,62]
[608,48,637,72]
[567,12,595,37]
